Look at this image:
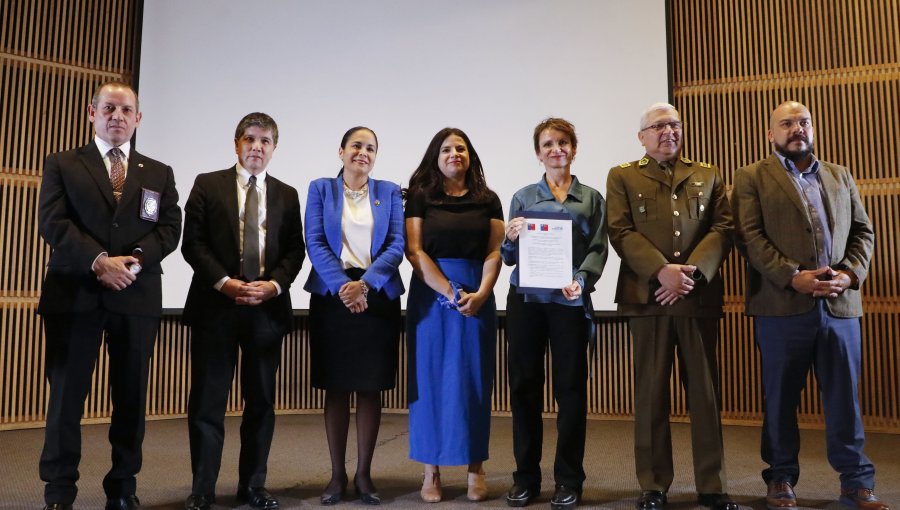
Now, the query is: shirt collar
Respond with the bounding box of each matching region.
[236,163,267,186]
[94,136,131,161]
[774,150,820,175]
[536,173,583,203]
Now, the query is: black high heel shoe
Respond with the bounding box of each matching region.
[353,477,381,506]
[320,474,348,506]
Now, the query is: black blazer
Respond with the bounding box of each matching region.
[37,140,182,317]
[181,167,305,333]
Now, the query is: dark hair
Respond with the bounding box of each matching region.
[235,112,279,145]
[405,127,494,204]
[341,126,378,149]
[532,117,578,152]
[91,81,139,111]
[337,126,378,177]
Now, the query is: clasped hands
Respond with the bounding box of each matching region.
[93,254,139,291]
[221,278,277,306]
[790,267,851,298]
[338,280,368,314]
[655,264,697,305]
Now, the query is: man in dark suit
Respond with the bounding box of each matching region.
[733,101,886,510]
[181,112,304,510]
[37,81,182,510]
[606,103,735,510]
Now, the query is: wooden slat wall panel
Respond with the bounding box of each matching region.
[671,0,900,432]
[2,0,899,434]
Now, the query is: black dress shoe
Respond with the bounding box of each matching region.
[637,490,667,510]
[550,485,581,509]
[185,493,215,510]
[236,486,279,509]
[43,504,73,510]
[353,478,381,506]
[507,483,540,507]
[106,495,141,510]
[321,474,348,506]
[698,493,738,510]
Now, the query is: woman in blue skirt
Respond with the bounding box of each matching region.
[404,128,504,503]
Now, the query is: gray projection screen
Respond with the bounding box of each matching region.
[138,0,668,310]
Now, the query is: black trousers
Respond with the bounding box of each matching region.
[187,305,284,496]
[40,310,158,504]
[506,288,591,490]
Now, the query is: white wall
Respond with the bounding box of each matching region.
[138,0,668,309]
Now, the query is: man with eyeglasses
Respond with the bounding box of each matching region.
[732,101,885,510]
[606,103,736,510]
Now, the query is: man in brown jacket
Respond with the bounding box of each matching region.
[607,103,735,510]
[732,101,886,510]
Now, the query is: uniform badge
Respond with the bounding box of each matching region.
[681,156,692,164]
[140,188,160,222]
[619,162,632,168]
[699,162,712,168]
[638,157,649,167]
[639,205,646,213]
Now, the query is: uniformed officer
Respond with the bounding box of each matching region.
[606,103,736,510]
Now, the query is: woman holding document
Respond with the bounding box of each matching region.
[500,118,608,509]
[404,127,504,502]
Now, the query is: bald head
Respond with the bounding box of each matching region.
[768,101,815,165]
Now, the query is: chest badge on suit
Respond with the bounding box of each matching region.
[374,199,381,206]
[140,188,161,222]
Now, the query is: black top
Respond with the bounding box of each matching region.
[405,190,503,260]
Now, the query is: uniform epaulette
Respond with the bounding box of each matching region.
[619,161,632,168]
[698,161,712,168]
[638,157,649,167]
[680,156,693,165]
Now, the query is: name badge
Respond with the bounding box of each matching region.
[140,188,161,222]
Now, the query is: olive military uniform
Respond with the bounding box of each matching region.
[606,155,733,493]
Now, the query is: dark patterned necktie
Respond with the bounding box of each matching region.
[242,175,260,280]
[108,148,125,202]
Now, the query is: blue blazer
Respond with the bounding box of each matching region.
[303,175,405,300]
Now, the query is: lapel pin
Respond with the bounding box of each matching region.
[138,163,144,168]
[374,199,381,206]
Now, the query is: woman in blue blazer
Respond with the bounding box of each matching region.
[304,126,405,505]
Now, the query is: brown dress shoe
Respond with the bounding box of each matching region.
[766,481,797,509]
[840,488,890,510]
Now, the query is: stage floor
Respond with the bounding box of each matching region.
[1,414,898,509]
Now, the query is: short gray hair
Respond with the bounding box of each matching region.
[639,102,679,130]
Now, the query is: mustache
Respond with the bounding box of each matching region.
[789,134,809,143]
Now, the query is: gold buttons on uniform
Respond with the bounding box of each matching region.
[699,205,705,212]
[672,194,677,200]
[674,230,681,237]
[674,251,681,257]
[673,211,680,217]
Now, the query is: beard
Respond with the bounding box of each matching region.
[774,136,814,162]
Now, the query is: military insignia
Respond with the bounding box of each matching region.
[619,162,632,168]
[690,181,705,187]
[699,161,712,168]
[140,188,160,222]
[638,157,649,167]
[680,156,692,165]
[699,204,705,212]
[639,205,646,213]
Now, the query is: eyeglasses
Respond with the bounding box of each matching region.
[641,121,683,133]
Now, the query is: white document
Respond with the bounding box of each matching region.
[518,214,572,291]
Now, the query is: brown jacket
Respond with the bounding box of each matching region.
[732,154,874,317]
[607,155,733,317]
